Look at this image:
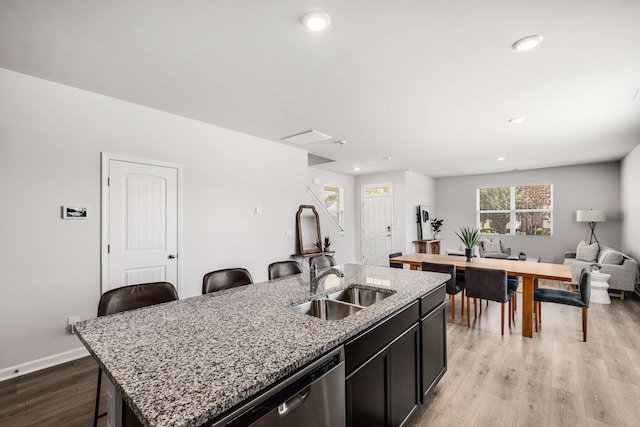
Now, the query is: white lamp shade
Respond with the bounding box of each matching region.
[576,209,606,222]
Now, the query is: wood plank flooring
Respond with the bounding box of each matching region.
[1,281,639,427]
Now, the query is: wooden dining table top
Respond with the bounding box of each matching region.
[390,253,572,281]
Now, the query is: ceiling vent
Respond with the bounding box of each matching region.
[281,130,332,145]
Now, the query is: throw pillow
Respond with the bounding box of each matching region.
[575,240,599,262]
[483,239,502,254]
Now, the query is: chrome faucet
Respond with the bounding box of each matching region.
[309,263,344,294]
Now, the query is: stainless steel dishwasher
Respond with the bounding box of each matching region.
[212,346,345,427]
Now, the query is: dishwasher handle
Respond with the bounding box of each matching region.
[277,388,309,417]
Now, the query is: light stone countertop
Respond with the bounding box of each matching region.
[74,263,448,427]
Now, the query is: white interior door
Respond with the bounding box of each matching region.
[103,157,180,292]
[362,196,392,266]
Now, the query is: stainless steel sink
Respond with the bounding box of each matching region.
[292,286,396,320]
[292,298,363,320]
[327,287,395,307]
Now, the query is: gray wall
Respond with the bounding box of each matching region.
[621,144,640,260]
[435,162,621,263]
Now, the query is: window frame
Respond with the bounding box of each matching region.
[324,185,344,228]
[476,184,553,237]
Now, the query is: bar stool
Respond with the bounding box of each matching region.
[94,282,179,427]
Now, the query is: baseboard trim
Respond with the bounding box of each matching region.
[0,347,90,382]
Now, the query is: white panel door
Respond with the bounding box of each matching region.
[106,160,178,291]
[362,196,392,266]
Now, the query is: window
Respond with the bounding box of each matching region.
[363,185,391,196]
[324,186,344,228]
[477,184,552,236]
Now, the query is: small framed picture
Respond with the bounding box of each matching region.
[62,206,88,219]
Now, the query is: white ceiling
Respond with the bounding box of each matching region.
[1,0,639,177]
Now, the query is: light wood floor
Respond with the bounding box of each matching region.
[2,281,640,427]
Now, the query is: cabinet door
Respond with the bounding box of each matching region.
[346,350,388,427]
[389,324,419,426]
[421,304,447,401]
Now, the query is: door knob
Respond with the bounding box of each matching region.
[168,254,177,259]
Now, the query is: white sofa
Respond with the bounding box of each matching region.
[564,245,638,297]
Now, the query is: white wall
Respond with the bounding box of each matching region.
[621,144,640,260]
[307,168,356,264]
[405,171,436,254]
[435,163,621,263]
[0,68,310,372]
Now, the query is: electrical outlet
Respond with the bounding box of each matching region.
[67,316,80,334]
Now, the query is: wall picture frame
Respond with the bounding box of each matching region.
[62,206,87,219]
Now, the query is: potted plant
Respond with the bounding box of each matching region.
[431,218,444,239]
[454,226,480,262]
[324,236,331,252]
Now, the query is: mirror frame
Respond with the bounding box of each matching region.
[296,205,322,255]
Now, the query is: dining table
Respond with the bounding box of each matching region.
[389,253,572,338]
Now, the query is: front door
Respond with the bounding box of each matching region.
[362,195,393,266]
[102,155,180,293]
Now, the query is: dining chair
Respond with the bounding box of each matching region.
[422,262,465,323]
[202,268,253,294]
[94,282,179,427]
[309,254,336,270]
[534,268,591,341]
[464,267,515,335]
[389,252,403,269]
[268,260,303,280]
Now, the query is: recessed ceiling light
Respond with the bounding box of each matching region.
[512,35,544,51]
[497,157,506,161]
[353,167,360,172]
[509,116,527,124]
[302,12,331,31]
[383,156,392,161]
[335,139,347,145]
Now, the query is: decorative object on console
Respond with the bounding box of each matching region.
[576,209,606,244]
[417,205,431,240]
[431,218,444,239]
[454,226,480,262]
[519,252,527,261]
[296,205,322,255]
[324,235,331,251]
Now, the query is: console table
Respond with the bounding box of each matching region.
[413,240,442,255]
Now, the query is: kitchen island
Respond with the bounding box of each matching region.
[75,263,448,427]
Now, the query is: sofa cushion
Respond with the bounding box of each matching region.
[482,239,502,253]
[576,240,599,262]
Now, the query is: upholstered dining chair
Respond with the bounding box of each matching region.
[464,267,516,335]
[268,260,303,280]
[94,282,179,427]
[202,268,253,294]
[389,252,403,269]
[309,254,337,270]
[422,262,465,323]
[534,268,591,342]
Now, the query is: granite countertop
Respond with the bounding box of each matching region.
[74,263,448,427]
